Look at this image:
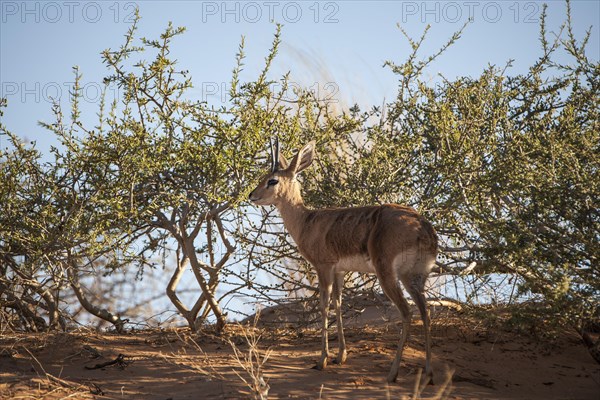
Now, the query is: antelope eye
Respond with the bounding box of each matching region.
[267,179,279,187]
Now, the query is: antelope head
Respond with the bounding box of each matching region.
[248,139,315,207]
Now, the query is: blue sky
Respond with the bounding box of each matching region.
[1,0,599,153]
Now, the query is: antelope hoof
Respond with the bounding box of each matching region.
[425,370,434,386]
[387,368,399,383]
[314,356,328,370]
[333,350,347,365]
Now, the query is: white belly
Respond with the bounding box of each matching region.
[333,255,376,273]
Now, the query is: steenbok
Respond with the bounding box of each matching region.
[249,139,438,383]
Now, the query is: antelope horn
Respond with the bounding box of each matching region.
[271,137,280,172]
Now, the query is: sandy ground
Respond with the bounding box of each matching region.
[1,305,598,399]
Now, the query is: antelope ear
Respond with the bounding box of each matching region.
[289,141,316,174]
[278,153,289,170]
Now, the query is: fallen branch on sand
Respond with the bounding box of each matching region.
[85,353,130,370]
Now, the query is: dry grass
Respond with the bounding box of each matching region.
[159,329,223,380]
[9,345,94,400]
[227,312,273,400]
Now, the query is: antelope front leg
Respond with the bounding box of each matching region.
[333,272,347,364]
[316,272,333,370]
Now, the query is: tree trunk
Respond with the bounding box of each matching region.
[166,253,205,331]
[67,265,126,333]
[183,237,227,331]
